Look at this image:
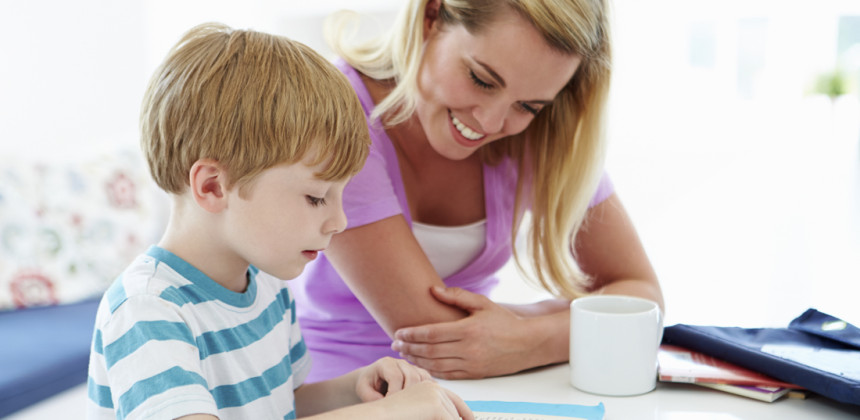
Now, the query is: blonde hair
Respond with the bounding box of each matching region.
[327,0,611,299]
[141,22,370,196]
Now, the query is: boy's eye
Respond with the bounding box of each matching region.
[306,195,326,207]
[469,70,493,90]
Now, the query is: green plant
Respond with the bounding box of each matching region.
[813,69,852,100]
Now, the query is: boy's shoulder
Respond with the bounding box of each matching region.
[99,252,191,316]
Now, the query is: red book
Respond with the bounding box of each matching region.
[658,344,800,389]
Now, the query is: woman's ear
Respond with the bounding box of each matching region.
[189,159,229,213]
[423,0,442,38]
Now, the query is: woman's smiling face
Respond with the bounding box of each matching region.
[414,6,582,160]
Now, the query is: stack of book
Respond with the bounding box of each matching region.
[657,344,803,402]
[662,309,860,406]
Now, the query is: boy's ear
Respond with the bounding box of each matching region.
[423,0,441,39]
[189,159,229,213]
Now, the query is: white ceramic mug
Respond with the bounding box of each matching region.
[569,295,663,396]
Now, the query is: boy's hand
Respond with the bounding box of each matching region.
[295,357,472,418]
[375,380,474,420]
[355,356,433,402]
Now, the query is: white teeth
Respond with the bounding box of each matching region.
[450,113,485,141]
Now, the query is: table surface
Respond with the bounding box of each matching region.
[10,360,860,420]
[438,363,860,420]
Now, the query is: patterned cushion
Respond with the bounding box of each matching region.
[0,149,167,310]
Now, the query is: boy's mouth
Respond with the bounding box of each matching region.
[302,250,320,260]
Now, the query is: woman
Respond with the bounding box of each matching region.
[291,0,664,381]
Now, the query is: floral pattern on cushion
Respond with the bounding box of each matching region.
[0,149,167,310]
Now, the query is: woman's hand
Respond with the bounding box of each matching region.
[354,356,433,402]
[391,286,567,379]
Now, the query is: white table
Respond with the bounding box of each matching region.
[439,363,860,420]
[12,362,860,419]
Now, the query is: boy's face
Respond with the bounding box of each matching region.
[222,155,349,281]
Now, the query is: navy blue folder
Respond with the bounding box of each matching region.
[663,309,860,406]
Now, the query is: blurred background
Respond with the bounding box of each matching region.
[2,0,858,324]
[2,0,859,418]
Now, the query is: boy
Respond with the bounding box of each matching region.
[86,22,472,420]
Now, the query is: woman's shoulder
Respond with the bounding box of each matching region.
[332,59,373,109]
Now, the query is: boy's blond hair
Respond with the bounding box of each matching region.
[141,22,370,196]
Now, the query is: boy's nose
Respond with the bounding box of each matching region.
[324,205,348,235]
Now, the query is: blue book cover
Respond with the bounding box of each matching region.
[663,309,860,406]
[466,400,605,420]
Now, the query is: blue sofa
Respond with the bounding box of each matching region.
[0,149,166,416]
[0,298,100,417]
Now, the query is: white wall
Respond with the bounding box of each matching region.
[603,0,860,327]
[1,1,148,159]
[0,0,403,160]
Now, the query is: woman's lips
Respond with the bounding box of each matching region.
[450,112,485,141]
[448,111,486,148]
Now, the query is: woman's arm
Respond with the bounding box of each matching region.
[323,214,467,335]
[502,192,663,312]
[393,286,571,378]
[497,191,662,315]
[392,193,663,378]
[574,193,664,309]
[326,192,661,379]
[325,213,562,379]
[500,298,570,317]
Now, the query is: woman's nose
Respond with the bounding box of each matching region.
[473,100,508,134]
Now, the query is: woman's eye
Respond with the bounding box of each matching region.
[306,195,326,207]
[469,70,493,90]
[518,102,539,116]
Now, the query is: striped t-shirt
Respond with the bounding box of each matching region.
[87,246,310,419]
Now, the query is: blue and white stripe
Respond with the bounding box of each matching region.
[87,246,310,419]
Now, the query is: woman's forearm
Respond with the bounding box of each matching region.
[501,298,570,317]
[592,278,664,311]
[520,309,571,368]
[506,277,664,371]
